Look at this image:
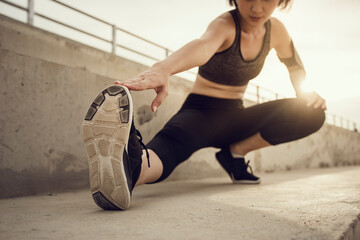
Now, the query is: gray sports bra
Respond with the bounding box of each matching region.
[198,9,271,86]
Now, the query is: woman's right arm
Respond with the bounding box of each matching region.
[115,14,232,112]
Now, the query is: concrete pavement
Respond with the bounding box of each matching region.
[1,166,359,240]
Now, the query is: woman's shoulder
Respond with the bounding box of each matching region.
[211,11,235,29]
[205,11,236,37]
[269,17,288,35]
[269,17,291,48]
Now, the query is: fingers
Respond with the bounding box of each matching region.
[114,74,163,91]
[151,88,168,112]
[306,95,317,108]
[304,92,326,110]
[114,74,143,86]
[313,98,323,109]
[115,78,169,112]
[113,80,143,90]
[113,66,170,112]
[124,80,149,91]
[319,98,327,110]
[313,96,327,109]
[113,79,150,91]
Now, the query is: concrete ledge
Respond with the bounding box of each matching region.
[0,48,190,198]
[0,167,359,240]
[342,215,360,240]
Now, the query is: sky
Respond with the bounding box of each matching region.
[1,0,359,126]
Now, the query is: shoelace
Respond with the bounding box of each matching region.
[136,130,151,168]
[245,160,253,174]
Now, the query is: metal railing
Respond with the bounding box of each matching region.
[1,0,174,60]
[0,0,358,132]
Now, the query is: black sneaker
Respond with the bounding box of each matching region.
[82,85,148,210]
[215,148,261,184]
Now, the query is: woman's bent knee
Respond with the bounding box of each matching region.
[293,98,326,134]
[308,107,326,134]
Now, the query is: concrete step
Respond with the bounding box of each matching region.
[0,166,359,240]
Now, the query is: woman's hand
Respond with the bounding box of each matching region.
[114,64,170,112]
[298,91,327,110]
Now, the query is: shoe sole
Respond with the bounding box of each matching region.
[231,174,261,184]
[82,85,133,210]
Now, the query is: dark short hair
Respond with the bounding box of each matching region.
[228,0,292,10]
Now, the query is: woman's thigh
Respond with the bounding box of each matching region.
[211,98,325,147]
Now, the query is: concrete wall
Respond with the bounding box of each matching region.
[1,15,359,198]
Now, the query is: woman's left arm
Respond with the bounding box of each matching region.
[271,18,326,110]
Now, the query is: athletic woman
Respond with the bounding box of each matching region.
[82,0,326,210]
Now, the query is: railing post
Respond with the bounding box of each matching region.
[256,86,260,103]
[165,48,169,57]
[340,117,343,128]
[112,25,117,54]
[27,0,34,25]
[275,93,279,100]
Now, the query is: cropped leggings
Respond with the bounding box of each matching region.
[147,94,325,182]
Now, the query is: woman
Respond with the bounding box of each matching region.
[82,0,326,210]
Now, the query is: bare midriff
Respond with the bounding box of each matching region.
[190,74,247,99]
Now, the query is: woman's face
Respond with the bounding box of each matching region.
[236,0,279,27]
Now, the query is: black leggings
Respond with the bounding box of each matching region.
[147,94,325,182]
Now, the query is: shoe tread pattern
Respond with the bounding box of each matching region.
[82,85,133,210]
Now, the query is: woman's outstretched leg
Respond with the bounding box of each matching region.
[136,150,163,186]
[83,85,161,211]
